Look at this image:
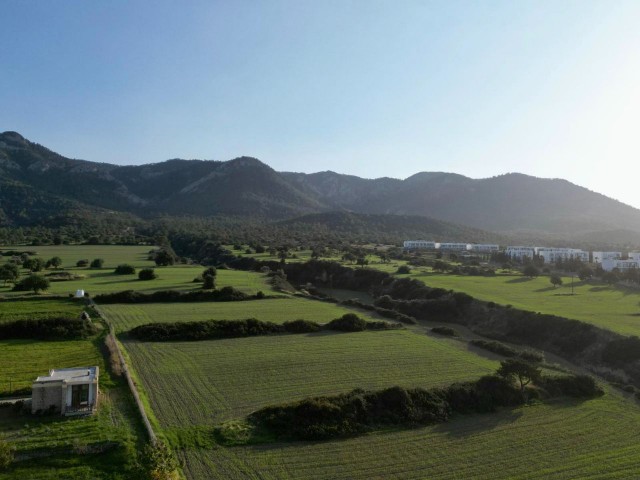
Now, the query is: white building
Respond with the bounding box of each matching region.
[436,242,468,251]
[592,252,622,264]
[403,240,436,250]
[628,252,640,262]
[535,247,589,264]
[505,246,537,261]
[32,366,99,416]
[467,244,500,253]
[602,258,640,272]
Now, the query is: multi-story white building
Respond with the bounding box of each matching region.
[436,242,468,251]
[602,258,640,272]
[628,252,640,262]
[505,246,537,261]
[467,244,500,253]
[592,251,622,263]
[535,247,589,264]
[403,240,436,250]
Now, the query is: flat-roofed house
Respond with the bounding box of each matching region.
[403,240,436,250]
[436,242,468,251]
[535,247,589,264]
[602,259,640,272]
[593,251,622,263]
[467,244,500,253]
[32,366,99,415]
[505,246,537,261]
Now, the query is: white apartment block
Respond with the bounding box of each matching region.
[437,242,468,251]
[467,244,500,253]
[505,246,537,261]
[535,247,589,264]
[403,240,436,250]
[592,251,622,263]
[628,252,640,262]
[602,258,640,272]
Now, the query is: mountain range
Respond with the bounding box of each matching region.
[2,130,639,246]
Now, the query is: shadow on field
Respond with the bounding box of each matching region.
[589,286,612,292]
[534,286,556,293]
[431,409,523,438]
[506,277,534,284]
[552,293,578,297]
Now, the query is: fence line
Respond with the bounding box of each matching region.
[91,300,157,444]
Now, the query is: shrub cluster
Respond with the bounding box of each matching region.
[114,264,136,274]
[249,377,522,441]
[470,340,544,362]
[94,287,250,304]
[601,336,640,367]
[0,318,97,340]
[130,314,402,341]
[539,375,604,398]
[431,326,458,336]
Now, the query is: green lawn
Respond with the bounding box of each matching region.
[0,245,154,269]
[100,296,383,333]
[412,272,640,337]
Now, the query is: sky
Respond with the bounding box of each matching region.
[2,1,640,207]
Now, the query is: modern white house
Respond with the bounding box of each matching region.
[403,240,436,250]
[505,246,537,261]
[32,366,99,415]
[601,259,640,272]
[467,244,500,253]
[592,251,622,263]
[436,242,468,251]
[535,247,589,264]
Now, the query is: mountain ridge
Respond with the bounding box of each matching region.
[2,131,639,243]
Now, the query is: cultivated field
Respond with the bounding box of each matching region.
[180,389,640,480]
[0,297,83,323]
[413,272,640,337]
[100,296,383,332]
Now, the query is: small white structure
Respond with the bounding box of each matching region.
[32,367,99,415]
[505,246,537,261]
[75,289,85,298]
[436,242,468,251]
[467,244,500,253]
[602,259,640,273]
[535,247,589,264]
[403,240,436,250]
[592,252,622,264]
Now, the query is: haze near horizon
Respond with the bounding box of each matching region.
[2,1,640,207]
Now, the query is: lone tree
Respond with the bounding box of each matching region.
[0,263,19,285]
[523,265,540,278]
[497,358,541,400]
[139,268,158,281]
[23,257,44,272]
[154,249,175,267]
[46,256,62,269]
[202,274,215,289]
[356,256,369,268]
[550,274,563,288]
[21,274,50,294]
[578,266,593,281]
[90,258,104,269]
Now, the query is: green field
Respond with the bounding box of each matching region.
[100,296,382,332]
[0,297,84,323]
[0,338,105,394]
[412,272,640,337]
[180,390,640,479]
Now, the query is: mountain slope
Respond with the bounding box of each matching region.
[2,131,640,242]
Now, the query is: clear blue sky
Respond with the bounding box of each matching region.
[2,1,640,206]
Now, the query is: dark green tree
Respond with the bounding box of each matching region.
[20,274,50,293]
[550,274,563,288]
[90,258,104,269]
[154,249,175,266]
[497,358,541,399]
[46,256,62,269]
[202,274,215,289]
[23,257,44,272]
[0,263,19,285]
[139,268,157,281]
[523,265,540,278]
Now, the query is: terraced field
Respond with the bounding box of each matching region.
[100,296,381,332]
[413,272,640,337]
[180,389,640,479]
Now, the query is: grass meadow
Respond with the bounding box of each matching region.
[100,296,383,332]
[180,389,640,480]
[0,297,83,323]
[412,272,640,337]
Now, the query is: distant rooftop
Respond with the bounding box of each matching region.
[35,366,98,384]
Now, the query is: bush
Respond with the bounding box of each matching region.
[0,438,13,471]
[139,268,157,281]
[325,313,368,332]
[283,319,322,333]
[540,375,604,398]
[90,258,104,269]
[114,264,136,275]
[396,265,411,274]
[76,259,89,267]
[12,274,50,293]
[203,274,215,289]
[94,287,250,304]
[431,326,457,336]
